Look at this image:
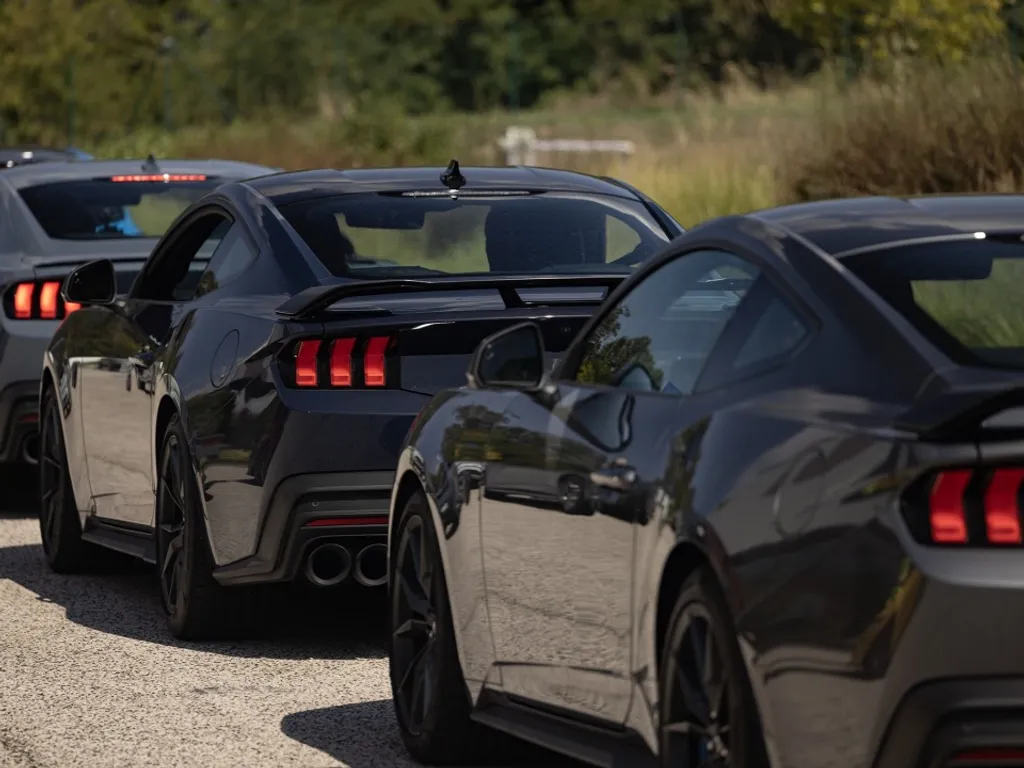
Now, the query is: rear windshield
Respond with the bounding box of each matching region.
[19,178,223,240]
[844,238,1024,369]
[278,192,670,278]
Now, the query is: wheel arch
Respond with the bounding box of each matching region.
[154,395,178,470]
[655,540,712,671]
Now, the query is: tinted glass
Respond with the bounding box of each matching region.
[279,192,670,278]
[844,239,1024,369]
[195,223,257,297]
[18,179,222,240]
[171,218,232,301]
[573,250,759,394]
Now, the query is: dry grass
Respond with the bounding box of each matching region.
[93,60,1024,228]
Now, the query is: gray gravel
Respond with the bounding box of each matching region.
[0,474,579,768]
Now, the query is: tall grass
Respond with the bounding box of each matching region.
[92,59,1024,227]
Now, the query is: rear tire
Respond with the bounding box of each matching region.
[659,568,769,768]
[389,489,498,765]
[38,386,103,573]
[156,415,247,641]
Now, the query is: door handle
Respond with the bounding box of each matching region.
[589,464,637,491]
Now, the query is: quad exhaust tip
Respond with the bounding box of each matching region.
[353,543,388,588]
[305,543,352,587]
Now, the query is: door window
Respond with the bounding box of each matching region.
[194,223,258,298]
[132,212,232,301]
[570,249,759,394]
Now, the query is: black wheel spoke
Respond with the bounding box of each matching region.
[663,607,738,767]
[395,637,432,695]
[397,569,431,619]
[393,617,432,640]
[41,454,60,469]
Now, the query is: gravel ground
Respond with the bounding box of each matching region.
[0,472,575,768]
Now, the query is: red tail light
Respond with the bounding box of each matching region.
[285,334,397,389]
[947,748,1024,765]
[929,470,971,544]
[39,281,59,319]
[13,283,33,318]
[4,280,78,320]
[364,336,389,387]
[295,340,321,387]
[330,337,356,387]
[906,466,1024,547]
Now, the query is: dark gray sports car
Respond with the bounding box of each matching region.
[388,195,1024,768]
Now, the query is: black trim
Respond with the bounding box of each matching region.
[213,470,394,586]
[471,687,657,768]
[872,677,1024,768]
[276,274,628,321]
[81,517,156,563]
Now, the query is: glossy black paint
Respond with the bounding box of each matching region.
[41,165,681,594]
[391,197,1024,767]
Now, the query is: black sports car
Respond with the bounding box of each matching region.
[388,195,1024,768]
[38,162,681,640]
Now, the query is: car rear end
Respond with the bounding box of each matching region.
[0,160,274,467]
[838,235,1024,768]
[211,179,675,591]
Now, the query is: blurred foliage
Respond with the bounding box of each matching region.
[1,0,1011,145]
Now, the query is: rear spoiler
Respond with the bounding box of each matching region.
[895,381,1024,439]
[276,274,628,321]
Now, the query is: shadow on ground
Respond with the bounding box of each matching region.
[0,465,38,518]
[0,538,388,660]
[282,701,591,768]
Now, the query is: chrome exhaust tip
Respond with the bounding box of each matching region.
[21,434,39,466]
[353,543,388,588]
[304,543,352,587]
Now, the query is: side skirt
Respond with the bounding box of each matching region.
[81,516,156,563]
[470,688,658,768]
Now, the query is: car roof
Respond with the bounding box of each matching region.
[245,165,645,207]
[0,158,279,189]
[0,146,87,167]
[751,194,1024,257]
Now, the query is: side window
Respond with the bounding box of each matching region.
[572,249,759,394]
[194,223,258,298]
[695,276,810,392]
[134,212,231,301]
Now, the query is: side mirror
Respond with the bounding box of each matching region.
[63,259,116,306]
[468,322,545,390]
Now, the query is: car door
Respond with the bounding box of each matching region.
[80,210,232,528]
[480,249,762,723]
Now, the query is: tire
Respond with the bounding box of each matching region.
[156,415,246,641]
[659,568,769,768]
[38,386,103,572]
[388,489,498,765]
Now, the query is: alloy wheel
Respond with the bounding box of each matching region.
[391,515,440,736]
[157,435,188,615]
[662,604,734,768]
[38,399,65,555]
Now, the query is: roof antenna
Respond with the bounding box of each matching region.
[142,153,159,173]
[440,159,466,199]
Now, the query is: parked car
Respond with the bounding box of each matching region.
[38,161,682,640]
[388,195,1024,767]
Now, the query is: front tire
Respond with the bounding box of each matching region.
[389,489,496,765]
[39,386,101,573]
[659,568,769,768]
[156,415,245,641]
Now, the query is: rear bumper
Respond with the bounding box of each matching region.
[212,470,393,586]
[874,679,1024,768]
[0,318,57,464]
